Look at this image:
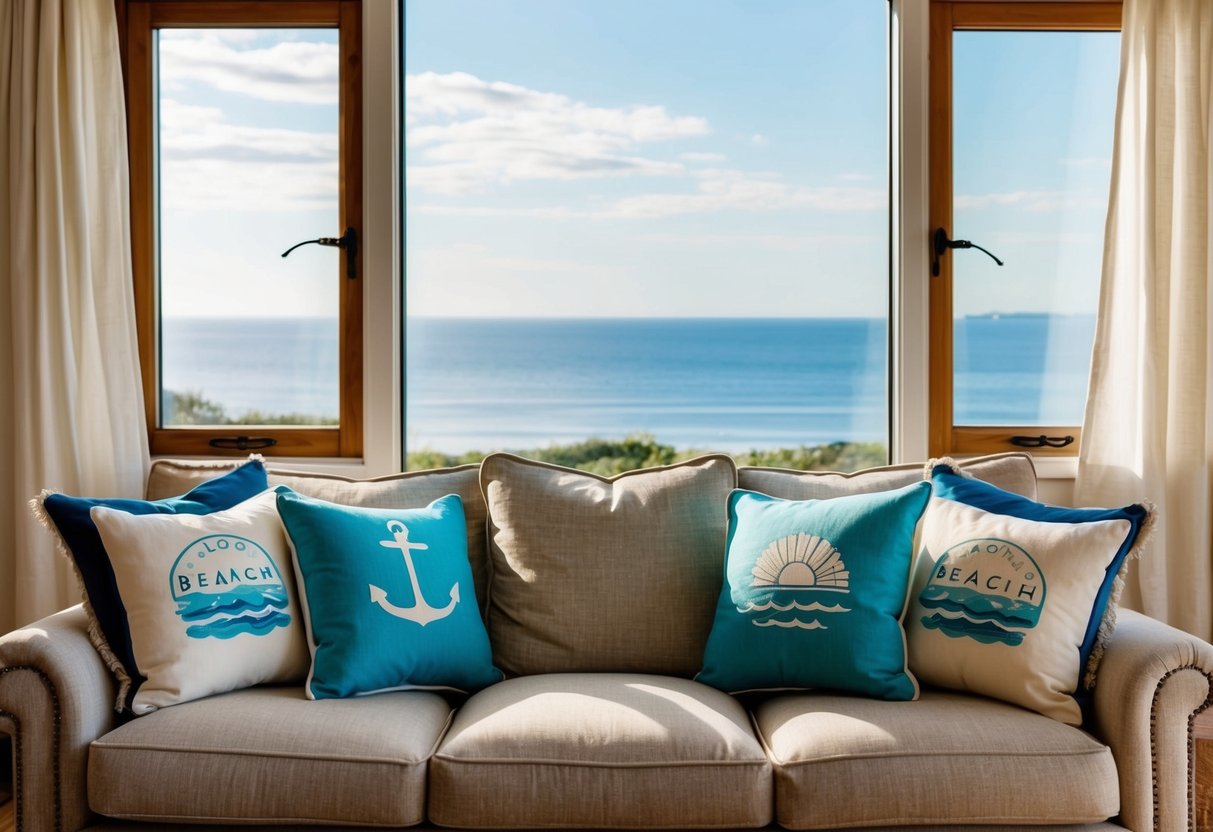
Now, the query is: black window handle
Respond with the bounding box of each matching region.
[1009,434,1074,449]
[932,227,1004,276]
[207,436,279,451]
[281,226,358,279]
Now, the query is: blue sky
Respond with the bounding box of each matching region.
[158,3,1120,320]
[405,0,890,318]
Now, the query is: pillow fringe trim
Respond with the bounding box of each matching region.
[28,491,131,712]
[1085,499,1157,690]
[923,457,975,481]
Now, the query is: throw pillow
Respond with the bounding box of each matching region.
[481,453,737,678]
[907,495,1140,725]
[697,482,931,698]
[928,459,1153,689]
[276,490,501,698]
[32,457,270,711]
[89,488,308,715]
[145,459,492,616]
[739,451,1037,501]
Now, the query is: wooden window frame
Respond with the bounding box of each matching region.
[123,0,363,458]
[928,1,1120,457]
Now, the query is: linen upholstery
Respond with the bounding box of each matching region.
[0,606,116,832]
[481,453,737,677]
[88,686,452,826]
[739,451,1037,501]
[755,689,1119,829]
[1092,608,1213,832]
[429,673,771,829]
[145,459,491,612]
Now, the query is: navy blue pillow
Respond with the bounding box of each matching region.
[930,463,1152,690]
[38,459,269,709]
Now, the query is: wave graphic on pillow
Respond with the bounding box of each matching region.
[918,538,1044,647]
[744,533,852,630]
[171,534,292,639]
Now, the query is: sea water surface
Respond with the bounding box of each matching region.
[161,315,1095,454]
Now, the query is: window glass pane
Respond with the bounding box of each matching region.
[952,30,1118,426]
[404,0,888,472]
[157,28,340,427]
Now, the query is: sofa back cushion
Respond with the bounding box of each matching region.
[738,452,1037,501]
[481,453,737,677]
[146,460,490,611]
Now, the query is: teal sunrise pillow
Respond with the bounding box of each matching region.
[276,490,502,699]
[697,482,931,699]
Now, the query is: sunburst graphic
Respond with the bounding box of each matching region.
[750,533,849,591]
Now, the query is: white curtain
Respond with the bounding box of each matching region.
[1075,0,1213,640]
[0,0,149,633]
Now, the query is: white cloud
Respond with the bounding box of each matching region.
[598,169,884,219]
[750,133,768,146]
[409,204,579,220]
[1062,157,1112,169]
[405,71,707,193]
[838,172,874,182]
[954,190,1104,212]
[159,32,337,105]
[159,99,337,212]
[638,231,881,252]
[985,230,1101,245]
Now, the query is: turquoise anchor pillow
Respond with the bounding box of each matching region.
[276,490,502,699]
[698,481,931,699]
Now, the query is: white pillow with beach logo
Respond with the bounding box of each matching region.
[907,496,1132,725]
[90,488,308,715]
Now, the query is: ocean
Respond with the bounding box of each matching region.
[161,316,1095,454]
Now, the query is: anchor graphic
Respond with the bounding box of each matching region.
[369,520,459,626]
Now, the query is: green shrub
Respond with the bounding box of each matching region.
[164,390,338,426]
[407,434,887,474]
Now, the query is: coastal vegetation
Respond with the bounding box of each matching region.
[407,434,887,475]
[164,390,338,427]
[167,391,886,473]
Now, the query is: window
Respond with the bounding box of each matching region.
[928,2,1120,456]
[403,0,890,473]
[124,0,363,458]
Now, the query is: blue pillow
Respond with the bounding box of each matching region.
[929,462,1152,689]
[697,481,931,699]
[36,458,269,710]
[276,490,502,698]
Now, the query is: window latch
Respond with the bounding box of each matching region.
[207,436,279,451]
[1009,434,1074,449]
[931,227,1004,276]
[281,226,358,279]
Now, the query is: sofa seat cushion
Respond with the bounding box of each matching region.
[430,673,772,829]
[88,686,452,826]
[754,690,1119,829]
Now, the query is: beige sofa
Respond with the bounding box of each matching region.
[1,453,1211,831]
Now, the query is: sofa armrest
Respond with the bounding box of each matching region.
[0,605,118,832]
[1092,608,1213,832]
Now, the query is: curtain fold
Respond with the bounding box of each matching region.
[1075,0,1213,639]
[0,0,149,633]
